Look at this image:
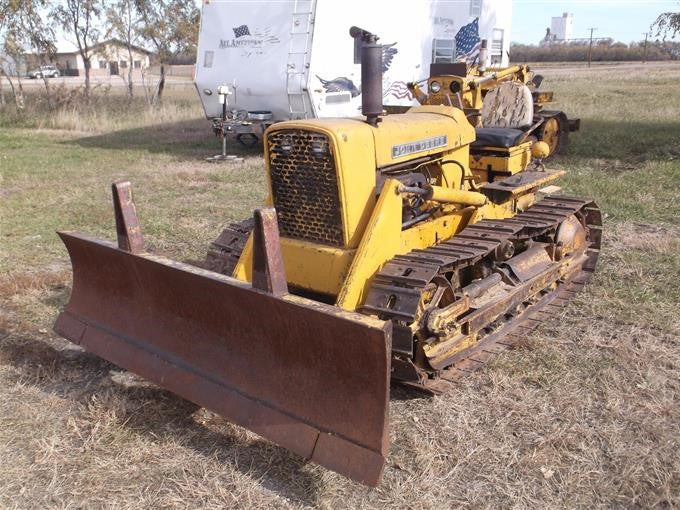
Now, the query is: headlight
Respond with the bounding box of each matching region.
[429,81,441,93]
[310,140,329,157]
[279,136,293,154]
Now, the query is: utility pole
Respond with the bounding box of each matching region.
[587,27,597,68]
[642,32,649,63]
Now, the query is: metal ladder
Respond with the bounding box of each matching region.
[286,0,315,119]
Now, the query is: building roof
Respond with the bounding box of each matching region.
[55,41,78,53]
[55,38,152,56]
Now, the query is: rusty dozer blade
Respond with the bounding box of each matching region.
[54,182,392,486]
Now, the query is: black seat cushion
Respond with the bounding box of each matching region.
[472,127,525,149]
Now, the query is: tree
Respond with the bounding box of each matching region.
[0,0,56,109]
[135,0,199,104]
[55,0,103,98]
[0,0,10,107]
[652,11,680,39]
[106,0,141,97]
[0,34,26,109]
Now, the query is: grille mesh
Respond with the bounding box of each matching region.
[267,130,343,246]
[426,95,447,106]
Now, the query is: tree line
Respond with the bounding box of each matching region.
[510,39,680,63]
[0,0,198,109]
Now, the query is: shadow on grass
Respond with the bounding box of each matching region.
[566,119,680,163]
[65,118,263,161]
[0,333,324,505]
[60,106,680,167]
[65,116,680,165]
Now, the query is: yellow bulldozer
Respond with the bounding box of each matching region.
[54,28,601,486]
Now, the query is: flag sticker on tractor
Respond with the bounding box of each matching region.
[392,135,448,158]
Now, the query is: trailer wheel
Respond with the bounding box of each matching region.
[236,133,260,147]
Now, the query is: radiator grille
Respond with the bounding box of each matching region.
[267,129,343,246]
[426,95,447,106]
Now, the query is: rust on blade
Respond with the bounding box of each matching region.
[112,181,145,253]
[54,232,392,486]
[252,207,288,297]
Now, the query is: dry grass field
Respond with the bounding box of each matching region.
[1,63,679,508]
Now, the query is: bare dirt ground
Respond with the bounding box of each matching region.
[1,65,679,508]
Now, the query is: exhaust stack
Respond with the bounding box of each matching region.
[350,26,383,126]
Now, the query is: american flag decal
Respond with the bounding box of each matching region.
[252,27,280,44]
[455,17,481,63]
[233,25,251,38]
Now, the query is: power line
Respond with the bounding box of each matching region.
[587,27,597,68]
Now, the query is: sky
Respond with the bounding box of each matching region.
[56,0,678,50]
[512,0,679,44]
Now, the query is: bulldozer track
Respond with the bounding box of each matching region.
[362,195,602,393]
[411,273,593,394]
[205,218,254,276]
[206,196,602,394]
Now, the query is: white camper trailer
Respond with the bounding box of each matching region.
[195,0,512,141]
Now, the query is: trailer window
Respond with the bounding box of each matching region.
[432,39,456,63]
[470,0,483,17]
[490,29,504,65]
[204,51,214,68]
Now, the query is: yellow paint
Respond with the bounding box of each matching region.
[278,239,354,296]
[424,77,484,110]
[428,185,487,206]
[440,150,467,188]
[470,142,532,177]
[400,208,473,249]
[336,179,403,310]
[263,119,377,249]
[232,104,560,316]
[233,236,354,297]
[416,64,533,112]
[233,234,253,281]
[479,201,517,220]
[532,141,550,159]
[515,193,535,213]
[372,106,475,168]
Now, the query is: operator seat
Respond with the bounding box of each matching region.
[473,81,534,149]
[472,127,526,148]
